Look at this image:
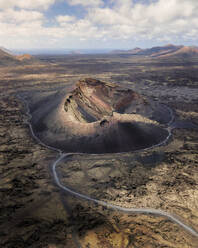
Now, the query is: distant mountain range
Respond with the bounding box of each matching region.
[1,44,198,65]
[111,44,198,58]
[0,47,35,65]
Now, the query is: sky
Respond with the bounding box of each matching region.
[0,0,198,50]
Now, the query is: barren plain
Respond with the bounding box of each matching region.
[0,54,198,247]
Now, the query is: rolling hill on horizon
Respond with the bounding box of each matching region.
[0,47,35,66]
[111,44,198,59]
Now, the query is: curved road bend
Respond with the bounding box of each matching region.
[18,94,198,239]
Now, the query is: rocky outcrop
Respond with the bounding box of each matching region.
[64,78,146,123]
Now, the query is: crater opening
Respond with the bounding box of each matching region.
[30,78,171,154]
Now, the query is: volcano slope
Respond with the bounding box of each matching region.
[30,78,170,154]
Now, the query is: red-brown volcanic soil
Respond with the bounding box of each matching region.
[29,78,170,153]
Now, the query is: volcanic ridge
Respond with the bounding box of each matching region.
[0,47,35,66]
[30,79,170,153]
[111,44,198,58]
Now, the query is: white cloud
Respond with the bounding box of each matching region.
[66,0,103,7]
[84,0,198,41]
[0,0,56,10]
[0,9,44,23]
[88,8,129,26]
[0,0,198,49]
[146,0,195,23]
[56,15,76,23]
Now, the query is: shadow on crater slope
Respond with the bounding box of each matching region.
[29,78,171,153]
